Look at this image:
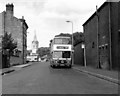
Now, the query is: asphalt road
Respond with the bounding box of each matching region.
[2,62,118,94]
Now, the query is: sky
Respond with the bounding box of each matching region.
[0,0,106,49]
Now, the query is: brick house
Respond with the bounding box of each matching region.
[83,2,120,70]
[0,3,28,66]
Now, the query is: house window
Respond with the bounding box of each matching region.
[92,42,95,48]
[12,49,21,57]
[106,45,108,49]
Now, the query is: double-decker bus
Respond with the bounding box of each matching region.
[50,36,73,68]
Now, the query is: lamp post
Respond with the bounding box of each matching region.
[81,43,86,67]
[21,19,24,64]
[66,20,74,66]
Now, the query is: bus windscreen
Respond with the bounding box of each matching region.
[54,38,71,44]
[53,51,70,58]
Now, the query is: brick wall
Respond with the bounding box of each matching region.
[84,15,98,68]
[0,12,4,68]
[10,56,23,65]
[110,2,119,69]
[83,2,119,70]
[0,51,2,69]
[2,4,28,64]
[74,43,84,66]
[0,12,5,44]
[0,12,3,36]
[118,2,120,70]
[12,17,23,51]
[4,12,24,64]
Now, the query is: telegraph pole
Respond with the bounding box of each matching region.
[22,16,24,64]
[109,2,112,70]
[96,5,99,68]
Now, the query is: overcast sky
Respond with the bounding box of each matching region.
[0,0,106,49]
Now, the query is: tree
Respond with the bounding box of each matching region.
[37,47,50,58]
[2,32,17,68]
[49,39,53,47]
[2,32,17,51]
[73,32,84,46]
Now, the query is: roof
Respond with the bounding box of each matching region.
[19,18,28,29]
[83,2,109,26]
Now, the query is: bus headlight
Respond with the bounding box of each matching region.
[67,60,71,64]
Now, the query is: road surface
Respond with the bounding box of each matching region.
[2,62,118,94]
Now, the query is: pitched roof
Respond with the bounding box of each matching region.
[83,2,108,26]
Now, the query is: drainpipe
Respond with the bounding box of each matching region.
[96,6,99,68]
[109,2,112,70]
[22,19,24,64]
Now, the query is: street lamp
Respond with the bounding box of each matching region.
[66,20,74,66]
[81,43,86,67]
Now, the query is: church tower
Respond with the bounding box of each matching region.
[31,31,39,54]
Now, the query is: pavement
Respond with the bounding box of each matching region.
[0,62,119,85]
[73,65,119,85]
[0,63,32,75]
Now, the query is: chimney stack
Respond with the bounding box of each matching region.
[6,3,14,16]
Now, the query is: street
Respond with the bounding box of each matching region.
[2,62,118,94]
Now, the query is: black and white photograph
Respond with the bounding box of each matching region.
[0,0,120,95]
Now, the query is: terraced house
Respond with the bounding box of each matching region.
[0,3,28,66]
